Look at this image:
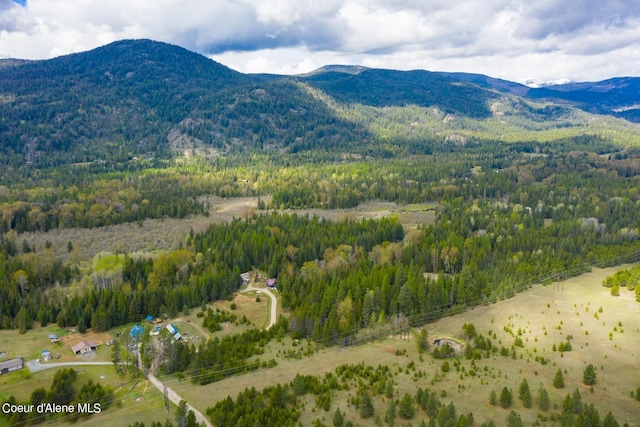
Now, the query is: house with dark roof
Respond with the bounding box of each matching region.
[0,357,23,374]
[71,341,98,355]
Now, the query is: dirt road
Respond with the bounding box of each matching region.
[146,371,212,427]
[242,283,277,329]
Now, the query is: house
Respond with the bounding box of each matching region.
[48,333,60,343]
[266,278,277,288]
[0,357,23,374]
[41,349,51,362]
[165,324,182,340]
[71,341,98,355]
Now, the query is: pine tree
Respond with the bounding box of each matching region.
[583,364,597,385]
[518,379,531,406]
[489,389,497,406]
[332,408,344,427]
[571,389,583,414]
[359,391,374,419]
[536,386,550,411]
[384,381,394,399]
[553,369,565,388]
[603,411,620,427]
[499,387,513,409]
[521,387,532,408]
[398,393,415,419]
[506,411,524,427]
[385,399,396,427]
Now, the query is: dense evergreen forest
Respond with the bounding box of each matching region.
[2,141,640,340]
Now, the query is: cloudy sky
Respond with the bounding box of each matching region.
[1,0,638,84]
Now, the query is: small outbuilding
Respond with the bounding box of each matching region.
[266,278,277,288]
[0,357,23,374]
[48,334,60,343]
[131,324,144,340]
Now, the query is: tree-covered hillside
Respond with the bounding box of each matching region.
[0,39,369,167]
[3,38,640,171]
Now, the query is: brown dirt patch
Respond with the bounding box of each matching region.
[61,331,113,348]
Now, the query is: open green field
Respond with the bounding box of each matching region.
[169,264,640,426]
[70,377,172,427]
[0,364,173,427]
[215,292,271,331]
[2,265,638,426]
[0,324,116,366]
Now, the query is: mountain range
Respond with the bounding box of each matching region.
[1,39,639,168]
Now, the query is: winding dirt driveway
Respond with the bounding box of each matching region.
[146,370,212,427]
[241,282,277,329]
[142,279,277,427]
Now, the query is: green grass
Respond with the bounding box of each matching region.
[0,323,78,363]
[175,264,640,426]
[71,378,173,427]
[0,365,175,427]
[215,292,270,330]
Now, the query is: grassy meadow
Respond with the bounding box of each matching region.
[167,264,640,426]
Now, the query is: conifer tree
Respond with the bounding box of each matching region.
[553,369,565,388]
[359,391,374,419]
[500,387,513,408]
[398,393,415,419]
[536,386,550,411]
[583,364,597,385]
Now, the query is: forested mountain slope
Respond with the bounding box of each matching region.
[2,39,640,169]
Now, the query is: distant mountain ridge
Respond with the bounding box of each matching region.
[526,77,640,121]
[1,38,639,168]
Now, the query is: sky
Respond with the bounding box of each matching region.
[1,0,639,85]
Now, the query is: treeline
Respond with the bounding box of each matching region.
[159,318,288,385]
[0,170,207,232]
[0,213,403,333]
[4,140,638,233]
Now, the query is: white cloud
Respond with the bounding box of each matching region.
[0,0,639,82]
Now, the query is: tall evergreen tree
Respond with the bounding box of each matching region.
[583,364,597,385]
[536,386,551,411]
[359,391,374,419]
[500,387,513,409]
[398,393,415,419]
[553,369,565,388]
